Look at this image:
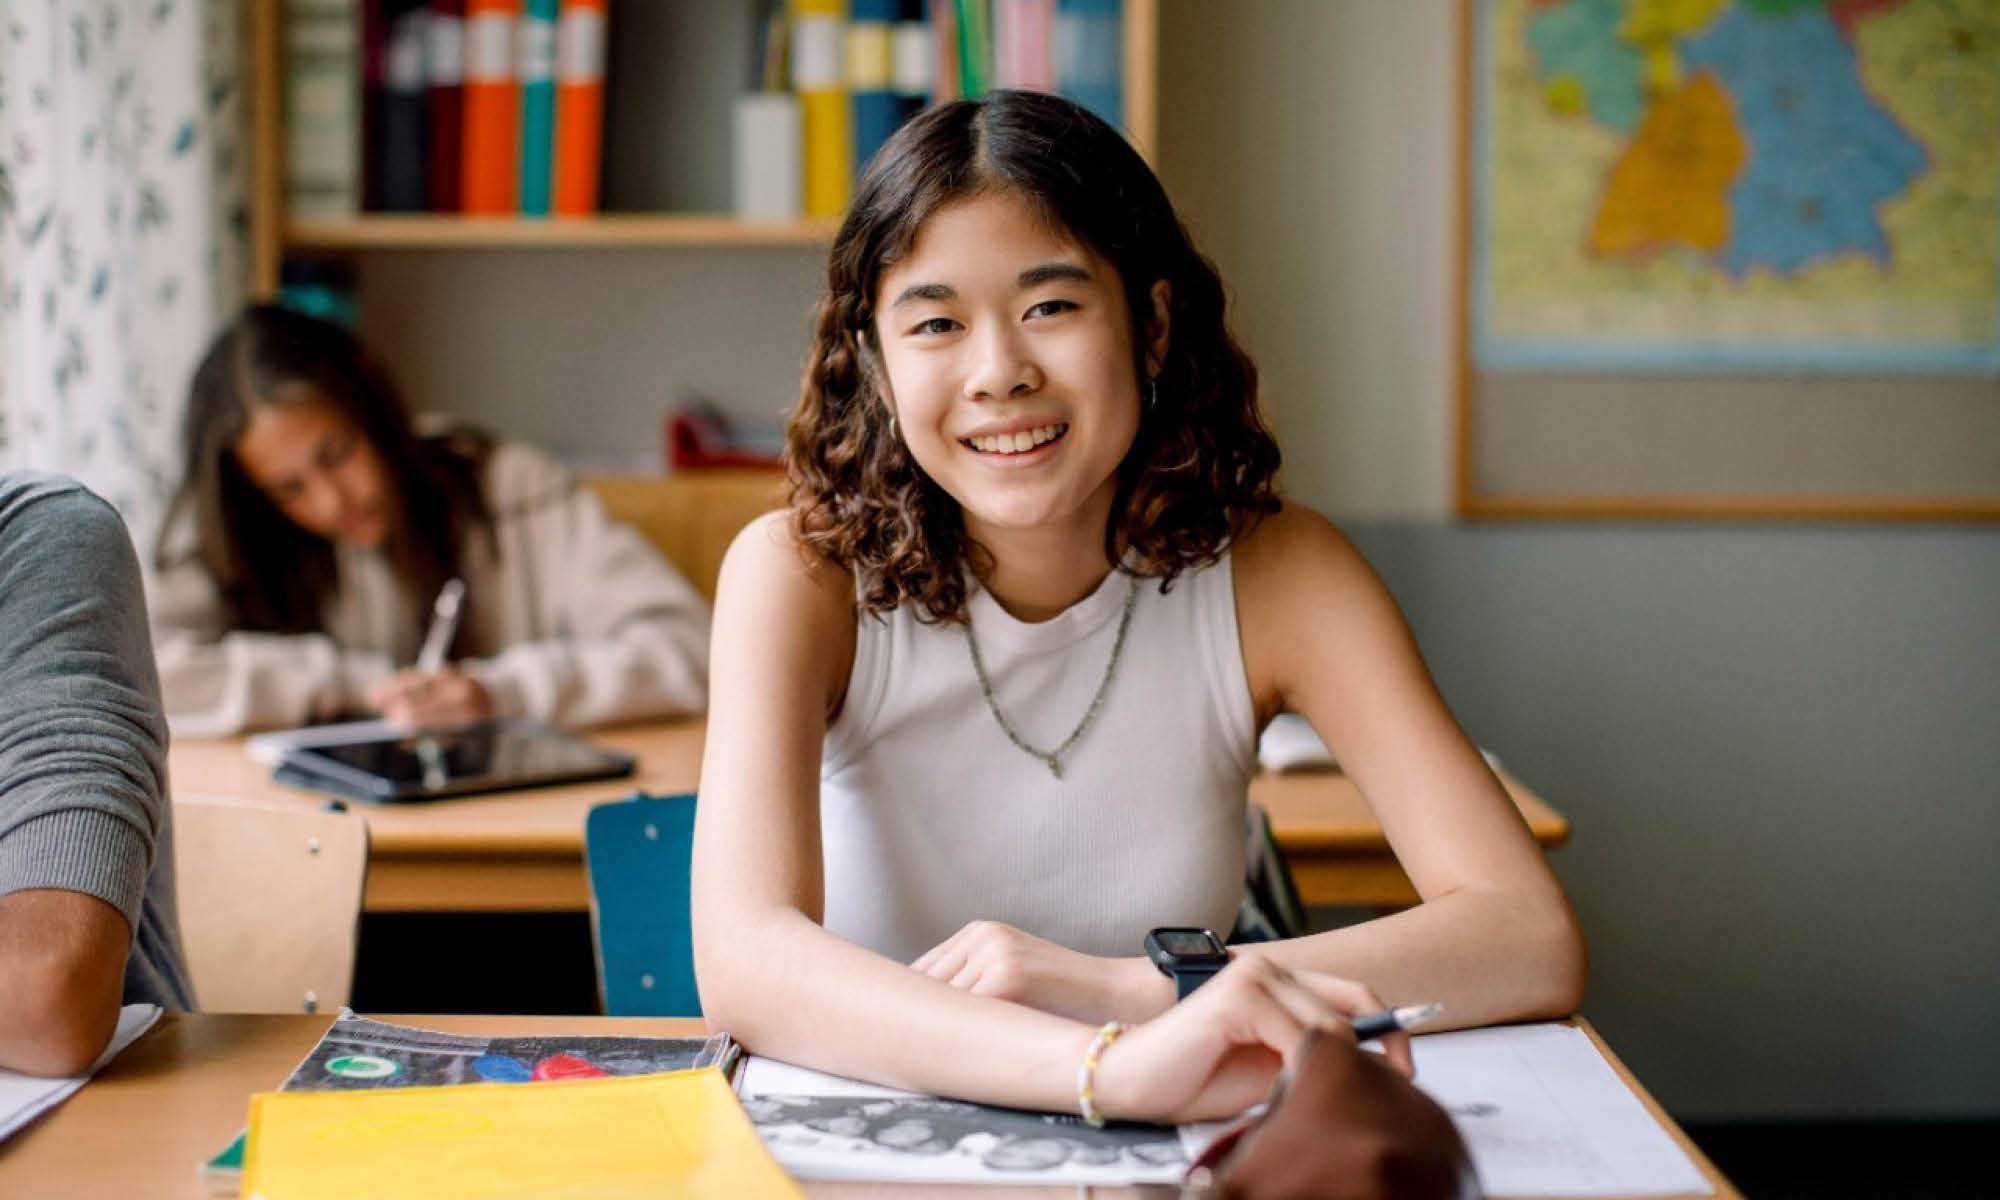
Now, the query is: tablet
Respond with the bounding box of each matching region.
[273,718,636,802]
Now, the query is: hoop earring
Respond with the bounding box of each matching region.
[886,409,899,440]
[1146,377,1160,412]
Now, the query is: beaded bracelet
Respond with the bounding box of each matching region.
[1076,1020,1127,1128]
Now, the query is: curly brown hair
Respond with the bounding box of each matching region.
[787,89,1280,624]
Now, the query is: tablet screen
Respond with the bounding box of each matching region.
[283,719,634,800]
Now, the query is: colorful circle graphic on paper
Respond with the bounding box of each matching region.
[325,1053,401,1080]
[470,1053,533,1082]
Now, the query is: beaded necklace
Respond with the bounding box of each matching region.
[963,576,1139,780]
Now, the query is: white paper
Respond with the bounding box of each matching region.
[1257,711,1339,771]
[736,1055,1196,1186]
[0,1003,162,1144]
[1413,1023,1711,1196]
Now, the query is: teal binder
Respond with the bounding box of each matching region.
[518,0,560,214]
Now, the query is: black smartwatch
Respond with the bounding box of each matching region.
[1144,926,1231,1000]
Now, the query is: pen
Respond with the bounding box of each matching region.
[413,577,465,673]
[1349,1001,1442,1042]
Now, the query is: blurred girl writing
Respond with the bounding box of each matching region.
[151,305,709,734]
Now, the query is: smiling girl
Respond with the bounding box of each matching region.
[692,91,1585,1124]
[150,305,710,734]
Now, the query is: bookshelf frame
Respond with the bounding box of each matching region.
[288,214,840,250]
[248,0,1161,295]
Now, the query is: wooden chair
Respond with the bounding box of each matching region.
[171,797,369,1013]
[583,792,701,1016]
[584,470,785,605]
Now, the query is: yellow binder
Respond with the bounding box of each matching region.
[241,1067,802,1199]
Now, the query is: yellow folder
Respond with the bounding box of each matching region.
[240,1067,802,1199]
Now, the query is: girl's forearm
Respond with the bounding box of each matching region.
[697,905,1096,1110]
[1236,884,1587,1029]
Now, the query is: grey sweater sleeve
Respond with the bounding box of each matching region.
[0,474,172,936]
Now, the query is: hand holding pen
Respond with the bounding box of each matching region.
[368,578,492,730]
[1350,1001,1441,1043]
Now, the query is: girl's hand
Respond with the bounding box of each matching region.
[911,920,1171,1024]
[370,666,493,730]
[1093,956,1414,1124]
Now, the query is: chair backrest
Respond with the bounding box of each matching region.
[584,792,701,1016]
[584,471,785,605]
[172,797,369,1013]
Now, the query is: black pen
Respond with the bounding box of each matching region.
[1350,1002,1442,1042]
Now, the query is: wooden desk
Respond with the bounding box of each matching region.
[0,1012,1736,1199]
[1252,768,1568,908]
[168,722,1568,913]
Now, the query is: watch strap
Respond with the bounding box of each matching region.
[1173,961,1225,1000]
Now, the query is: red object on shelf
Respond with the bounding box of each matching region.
[665,406,784,471]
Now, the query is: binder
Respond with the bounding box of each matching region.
[1055,0,1120,128]
[460,0,520,213]
[734,92,803,220]
[517,0,559,214]
[929,0,959,102]
[426,0,466,211]
[243,1071,803,1199]
[951,0,990,98]
[792,0,853,218]
[993,0,1053,92]
[359,0,387,209]
[380,0,430,211]
[848,0,900,175]
[891,0,931,118]
[284,0,362,218]
[552,0,610,215]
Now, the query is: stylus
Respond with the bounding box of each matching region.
[414,577,466,672]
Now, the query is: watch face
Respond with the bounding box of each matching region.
[1156,929,1223,958]
[1148,927,1227,963]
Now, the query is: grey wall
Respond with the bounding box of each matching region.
[1346,522,2000,1120]
[1157,0,1458,518]
[357,248,821,473]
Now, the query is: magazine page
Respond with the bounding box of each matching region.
[734,1055,1196,1186]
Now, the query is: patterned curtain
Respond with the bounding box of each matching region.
[0,0,247,555]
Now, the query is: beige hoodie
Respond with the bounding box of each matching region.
[149,441,710,735]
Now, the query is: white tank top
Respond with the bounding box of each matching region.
[821,554,1258,962]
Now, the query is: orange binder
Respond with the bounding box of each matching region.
[553,0,610,214]
[461,0,520,213]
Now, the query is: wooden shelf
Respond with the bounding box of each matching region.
[247,0,1158,287]
[286,213,841,251]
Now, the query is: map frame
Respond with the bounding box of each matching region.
[1468,0,2000,376]
[1454,0,2000,521]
